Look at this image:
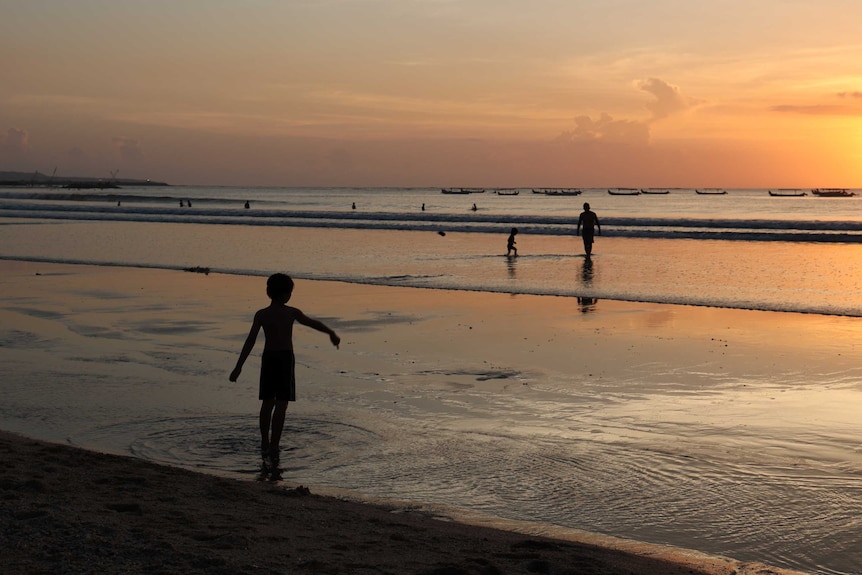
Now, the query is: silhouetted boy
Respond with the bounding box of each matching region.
[230,273,340,468]
[507,228,518,256]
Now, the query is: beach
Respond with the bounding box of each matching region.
[1,258,857,573]
[1,430,802,575]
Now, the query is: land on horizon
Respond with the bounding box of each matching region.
[0,170,168,188]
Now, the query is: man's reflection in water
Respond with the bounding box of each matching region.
[581,256,594,285]
[577,255,598,312]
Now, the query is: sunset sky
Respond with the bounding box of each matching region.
[3,1,862,187]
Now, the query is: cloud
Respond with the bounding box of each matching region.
[770,104,847,115]
[636,78,696,121]
[112,137,142,162]
[556,112,650,146]
[4,128,29,152]
[771,91,862,116]
[554,78,698,148]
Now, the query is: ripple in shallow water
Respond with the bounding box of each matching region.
[69,410,862,575]
[76,414,382,479]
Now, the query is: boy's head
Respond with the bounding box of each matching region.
[266,273,294,301]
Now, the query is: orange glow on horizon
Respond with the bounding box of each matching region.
[3,2,862,187]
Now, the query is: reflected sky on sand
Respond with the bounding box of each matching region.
[3,261,862,573]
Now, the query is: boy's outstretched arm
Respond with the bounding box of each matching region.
[229,314,262,381]
[295,310,341,348]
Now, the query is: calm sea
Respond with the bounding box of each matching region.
[3,185,862,575]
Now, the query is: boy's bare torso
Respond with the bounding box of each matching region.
[256,304,299,351]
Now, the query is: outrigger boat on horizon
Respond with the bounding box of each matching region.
[695,189,727,195]
[494,188,520,196]
[811,188,855,197]
[441,187,485,194]
[768,189,807,197]
[608,188,640,196]
[531,188,583,196]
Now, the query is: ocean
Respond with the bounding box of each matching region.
[2,185,862,316]
[3,185,862,575]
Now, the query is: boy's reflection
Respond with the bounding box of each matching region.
[506,254,517,279]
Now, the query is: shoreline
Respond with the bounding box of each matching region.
[1,430,804,575]
[3,252,861,320]
[1,258,845,574]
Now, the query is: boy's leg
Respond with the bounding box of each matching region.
[259,399,276,456]
[269,400,289,465]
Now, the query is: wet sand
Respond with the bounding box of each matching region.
[0,259,831,574]
[1,430,804,574]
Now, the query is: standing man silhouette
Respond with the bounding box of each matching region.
[576,202,601,258]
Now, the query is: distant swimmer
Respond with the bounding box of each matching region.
[506,227,518,257]
[352,202,356,210]
[244,201,250,209]
[576,202,601,258]
[421,203,425,211]
[471,203,477,211]
[180,200,184,207]
[187,200,192,207]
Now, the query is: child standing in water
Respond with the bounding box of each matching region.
[230,273,340,468]
[507,227,519,256]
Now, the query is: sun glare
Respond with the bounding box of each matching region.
[818,117,862,187]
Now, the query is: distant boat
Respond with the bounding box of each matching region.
[441,187,485,194]
[608,188,640,196]
[494,189,520,196]
[532,188,582,196]
[641,189,670,195]
[769,190,807,197]
[695,189,727,195]
[811,188,855,197]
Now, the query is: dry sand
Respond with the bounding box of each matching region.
[0,259,825,574]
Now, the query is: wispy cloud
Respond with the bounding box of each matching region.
[771,91,862,115]
[112,137,142,162]
[3,127,29,151]
[770,104,846,115]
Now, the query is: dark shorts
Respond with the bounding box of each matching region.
[582,231,595,244]
[259,350,296,401]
